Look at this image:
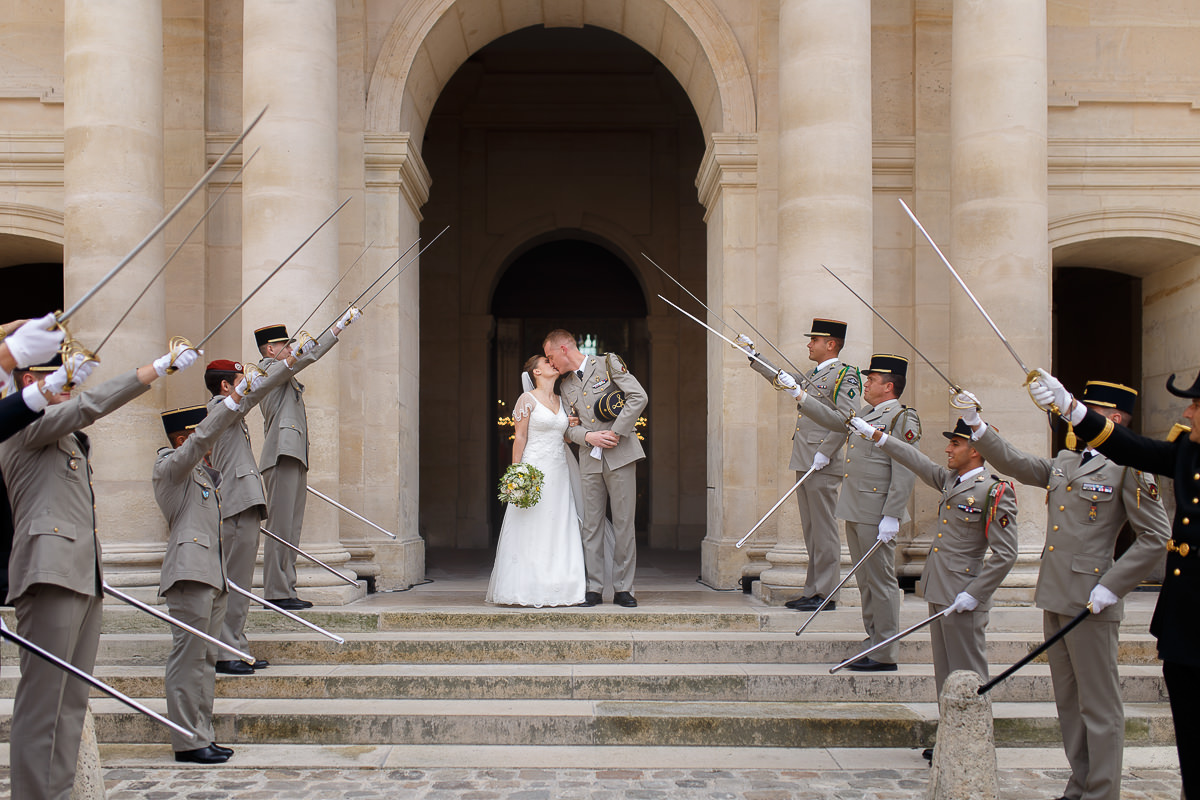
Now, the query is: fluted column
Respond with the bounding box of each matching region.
[760,0,874,600]
[948,0,1048,600]
[64,0,167,596]
[242,0,361,602]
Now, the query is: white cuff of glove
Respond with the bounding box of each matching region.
[786,385,805,400]
[6,313,64,368]
[877,516,900,543]
[874,432,889,448]
[811,453,830,471]
[1088,584,1118,614]
[969,422,989,441]
[960,407,982,429]
[1068,401,1088,426]
[235,378,249,396]
[947,591,979,614]
[152,354,172,377]
[223,394,241,412]
[21,381,49,413]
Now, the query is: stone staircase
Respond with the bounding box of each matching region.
[0,583,1175,765]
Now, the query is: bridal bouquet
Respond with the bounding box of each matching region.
[498,463,545,509]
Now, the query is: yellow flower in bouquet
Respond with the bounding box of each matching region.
[498,462,545,509]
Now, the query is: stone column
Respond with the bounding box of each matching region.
[948,0,1047,600]
[760,0,874,600]
[696,133,758,590]
[242,0,360,603]
[64,0,168,596]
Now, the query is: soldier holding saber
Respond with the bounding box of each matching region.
[776,354,921,671]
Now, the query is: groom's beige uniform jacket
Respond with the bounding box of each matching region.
[560,353,647,471]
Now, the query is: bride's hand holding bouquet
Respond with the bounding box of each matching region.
[498,462,544,509]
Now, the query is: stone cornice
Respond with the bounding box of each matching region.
[0,133,64,188]
[695,133,757,213]
[365,133,432,219]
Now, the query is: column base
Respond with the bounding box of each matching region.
[699,537,746,590]
[369,536,426,591]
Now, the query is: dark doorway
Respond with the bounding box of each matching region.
[0,262,63,322]
[491,237,649,543]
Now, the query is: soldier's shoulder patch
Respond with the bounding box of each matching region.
[904,428,916,442]
[999,514,1010,528]
[1132,468,1160,500]
[847,388,856,400]
[605,352,629,374]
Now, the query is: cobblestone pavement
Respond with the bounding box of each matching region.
[0,765,1183,799]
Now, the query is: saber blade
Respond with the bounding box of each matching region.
[260,526,360,587]
[359,225,450,312]
[977,606,1091,695]
[731,308,804,377]
[348,237,421,308]
[795,538,884,636]
[658,295,787,376]
[898,198,1030,375]
[830,608,943,673]
[0,619,196,740]
[642,252,737,334]
[103,583,253,663]
[60,106,268,323]
[307,486,396,539]
[227,580,346,644]
[736,467,817,548]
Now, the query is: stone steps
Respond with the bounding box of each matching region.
[0,662,1168,704]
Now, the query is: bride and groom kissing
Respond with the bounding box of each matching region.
[486,329,648,609]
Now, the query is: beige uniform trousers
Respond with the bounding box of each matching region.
[11,584,102,800]
[220,507,262,652]
[164,581,227,751]
[262,456,307,600]
[845,521,900,663]
[581,459,637,594]
[928,601,989,696]
[795,469,842,600]
[1044,610,1124,800]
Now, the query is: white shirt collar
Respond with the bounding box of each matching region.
[956,465,985,484]
[815,357,838,372]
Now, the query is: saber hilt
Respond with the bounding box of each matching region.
[227,580,345,644]
[260,526,360,587]
[730,308,836,406]
[795,537,885,636]
[977,604,1092,695]
[0,618,197,740]
[103,582,254,664]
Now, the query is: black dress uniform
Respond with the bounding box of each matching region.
[1072,371,1200,800]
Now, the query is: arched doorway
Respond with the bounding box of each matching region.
[415,25,708,559]
[0,233,64,321]
[490,237,650,542]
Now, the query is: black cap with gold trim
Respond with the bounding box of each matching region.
[864,354,908,376]
[161,405,207,437]
[254,324,290,349]
[1081,381,1137,416]
[805,318,847,340]
[942,418,975,441]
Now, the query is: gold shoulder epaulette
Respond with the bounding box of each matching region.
[604,352,629,374]
[1168,423,1192,443]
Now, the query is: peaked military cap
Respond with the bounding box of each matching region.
[942,417,975,441]
[1166,370,1200,399]
[1081,381,1137,416]
[254,324,290,348]
[805,318,847,339]
[162,404,207,437]
[863,354,908,376]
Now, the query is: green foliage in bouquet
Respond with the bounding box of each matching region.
[498,462,545,509]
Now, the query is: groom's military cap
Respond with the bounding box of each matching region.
[806,318,847,339]
[863,354,908,376]
[254,324,290,348]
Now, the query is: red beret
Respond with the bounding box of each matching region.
[205,359,243,373]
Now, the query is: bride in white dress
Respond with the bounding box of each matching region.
[486,355,586,606]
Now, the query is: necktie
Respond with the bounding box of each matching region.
[576,369,583,381]
[1081,451,1094,466]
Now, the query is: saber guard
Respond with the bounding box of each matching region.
[164,335,197,375]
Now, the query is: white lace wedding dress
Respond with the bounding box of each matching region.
[486,393,586,607]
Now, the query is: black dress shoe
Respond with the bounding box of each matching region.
[251,659,270,670]
[267,597,313,610]
[175,745,230,764]
[210,743,234,756]
[792,596,834,611]
[921,747,933,762]
[846,657,898,672]
[216,660,254,675]
[613,591,638,608]
[783,597,809,609]
[575,591,602,607]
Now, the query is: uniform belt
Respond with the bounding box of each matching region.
[1167,539,1196,558]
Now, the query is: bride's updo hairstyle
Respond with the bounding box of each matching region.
[523,355,542,387]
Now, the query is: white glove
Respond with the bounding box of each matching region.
[6,313,64,368]
[1088,584,1118,614]
[960,404,982,430]
[849,416,880,443]
[877,516,900,543]
[734,333,755,356]
[235,378,249,397]
[40,353,93,398]
[334,307,362,333]
[952,388,981,411]
[945,591,979,614]
[298,337,318,356]
[810,452,830,472]
[21,381,49,413]
[1030,368,1076,419]
[154,347,201,377]
[776,370,806,400]
[245,370,267,393]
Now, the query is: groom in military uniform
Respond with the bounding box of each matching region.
[544,329,647,608]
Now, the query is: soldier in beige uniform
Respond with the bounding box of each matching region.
[255,310,358,608]
[961,382,1169,800]
[544,329,647,607]
[155,399,245,763]
[741,318,860,610]
[778,354,920,670]
[851,415,1019,695]
[1,346,199,800]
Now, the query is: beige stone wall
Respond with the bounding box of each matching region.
[0,1,1197,593]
